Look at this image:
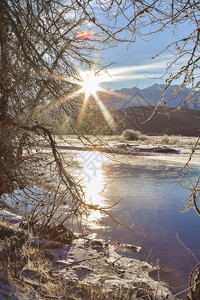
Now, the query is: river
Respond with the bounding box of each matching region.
[64,144,200,296]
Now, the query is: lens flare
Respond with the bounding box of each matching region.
[77,31,95,39]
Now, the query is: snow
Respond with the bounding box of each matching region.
[54,135,200,168]
[107,137,200,168]
[0,209,22,225]
[0,209,174,299]
[42,237,173,299]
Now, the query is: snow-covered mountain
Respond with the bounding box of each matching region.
[102,84,200,111]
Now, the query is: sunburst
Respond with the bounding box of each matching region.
[80,69,102,98]
[30,67,129,131]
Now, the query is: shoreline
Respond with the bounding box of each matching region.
[0,208,174,299]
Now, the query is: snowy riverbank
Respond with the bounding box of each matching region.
[0,209,174,299]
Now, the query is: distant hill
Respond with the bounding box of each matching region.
[112,106,200,136]
[96,84,200,136]
[77,84,200,136]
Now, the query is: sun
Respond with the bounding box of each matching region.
[34,66,117,131]
[80,69,102,98]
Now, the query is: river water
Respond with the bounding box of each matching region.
[66,148,200,295]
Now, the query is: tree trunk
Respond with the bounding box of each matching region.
[0,0,9,122]
[0,0,15,197]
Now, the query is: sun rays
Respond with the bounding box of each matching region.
[25,59,171,126]
[76,69,117,130]
[30,66,132,131]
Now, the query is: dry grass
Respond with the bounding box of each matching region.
[0,217,172,300]
[0,218,79,299]
[120,131,198,147]
[78,282,157,300]
[121,129,141,141]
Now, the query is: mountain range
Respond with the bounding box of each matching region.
[97,84,200,136]
[101,84,200,111]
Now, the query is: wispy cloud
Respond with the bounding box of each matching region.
[81,54,183,89]
[104,73,164,82]
[97,60,168,84]
[107,60,168,76]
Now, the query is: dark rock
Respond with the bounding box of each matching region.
[90,240,103,247]
[153,147,180,153]
[0,225,25,240]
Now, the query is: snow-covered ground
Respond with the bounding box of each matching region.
[55,135,200,167]
[0,209,174,299]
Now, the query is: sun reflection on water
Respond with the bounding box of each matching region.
[78,151,108,228]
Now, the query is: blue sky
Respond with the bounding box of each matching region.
[95,21,195,91]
